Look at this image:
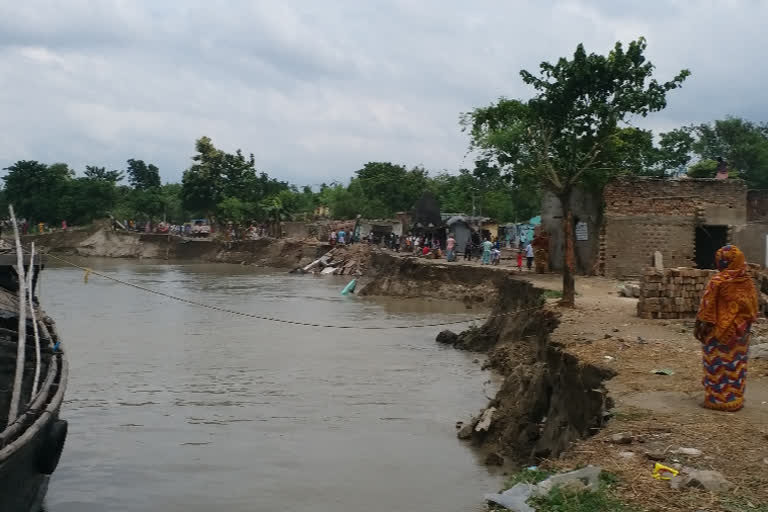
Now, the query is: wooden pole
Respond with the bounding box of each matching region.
[26,242,42,399]
[7,205,27,426]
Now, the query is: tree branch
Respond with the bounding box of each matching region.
[534,125,563,191]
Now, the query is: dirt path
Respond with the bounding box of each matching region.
[521,273,768,510]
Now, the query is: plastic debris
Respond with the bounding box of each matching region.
[341,279,357,296]
[535,465,602,496]
[652,463,679,480]
[487,466,603,511]
[651,368,675,375]
[485,483,535,512]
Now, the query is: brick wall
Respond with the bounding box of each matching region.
[638,266,767,319]
[637,267,714,319]
[603,218,695,277]
[602,178,747,278]
[604,178,747,217]
[748,190,768,222]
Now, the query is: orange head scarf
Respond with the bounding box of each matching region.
[696,245,758,343]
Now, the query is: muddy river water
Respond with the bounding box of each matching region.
[40,259,500,512]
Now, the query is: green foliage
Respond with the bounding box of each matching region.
[503,468,551,488]
[687,159,718,178]
[84,165,124,183]
[719,496,768,512]
[462,38,689,304]
[3,160,74,223]
[125,159,161,190]
[657,128,695,173]
[430,160,540,222]
[59,176,120,225]
[181,136,291,221]
[686,117,768,187]
[542,289,564,299]
[217,197,253,224]
[463,38,690,195]
[355,162,429,214]
[528,472,638,512]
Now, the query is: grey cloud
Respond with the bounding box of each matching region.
[0,0,766,185]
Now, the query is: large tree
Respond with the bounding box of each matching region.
[463,38,689,305]
[430,160,540,221]
[84,165,124,183]
[126,158,161,190]
[355,162,429,215]
[181,136,290,221]
[2,160,74,223]
[688,117,768,187]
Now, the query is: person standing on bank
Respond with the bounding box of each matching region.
[481,238,492,265]
[694,245,757,412]
[445,234,456,262]
[525,241,534,270]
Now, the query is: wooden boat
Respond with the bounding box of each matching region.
[0,254,68,512]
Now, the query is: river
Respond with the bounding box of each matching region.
[40,259,500,512]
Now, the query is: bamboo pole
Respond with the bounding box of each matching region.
[7,205,27,426]
[26,242,41,399]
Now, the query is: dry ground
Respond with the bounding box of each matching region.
[522,273,768,512]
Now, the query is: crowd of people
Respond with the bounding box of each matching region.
[398,229,550,272]
[2,219,69,236]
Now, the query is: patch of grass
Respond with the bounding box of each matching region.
[598,471,620,486]
[528,471,640,512]
[503,467,551,488]
[720,497,768,512]
[542,289,563,299]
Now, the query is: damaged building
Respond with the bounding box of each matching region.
[602,178,767,278]
[542,177,768,279]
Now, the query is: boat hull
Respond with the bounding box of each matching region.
[0,411,60,512]
[0,351,68,512]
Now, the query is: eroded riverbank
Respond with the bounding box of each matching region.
[361,256,615,467]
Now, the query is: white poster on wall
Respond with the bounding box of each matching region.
[575,221,588,241]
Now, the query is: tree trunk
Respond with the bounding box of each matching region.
[560,191,576,307]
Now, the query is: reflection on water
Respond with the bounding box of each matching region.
[42,259,498,512]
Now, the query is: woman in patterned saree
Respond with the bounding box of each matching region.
[694,245,758,412]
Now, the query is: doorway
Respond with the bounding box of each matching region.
[695,225,728,269]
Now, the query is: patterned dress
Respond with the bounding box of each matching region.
[695,245,758,412]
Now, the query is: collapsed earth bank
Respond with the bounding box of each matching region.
[23,227,341,269]
[363,255,615,465]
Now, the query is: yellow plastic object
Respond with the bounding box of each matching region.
[652,463,679,480]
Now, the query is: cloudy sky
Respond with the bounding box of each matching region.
[0,0,764,185]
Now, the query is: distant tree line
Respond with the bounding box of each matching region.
[4,41,768,244]
[0,137,542,228]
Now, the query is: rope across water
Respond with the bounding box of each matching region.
[22,247,544,330]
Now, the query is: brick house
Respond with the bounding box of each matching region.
[600,178,768,278]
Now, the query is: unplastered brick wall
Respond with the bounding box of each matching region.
[604,178,747,216]
[638,266,764,319]
[601,178,747,278]
[603,218,694,277]
[637,267,714,319]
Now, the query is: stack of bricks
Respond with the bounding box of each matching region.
[637,267,715,319]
